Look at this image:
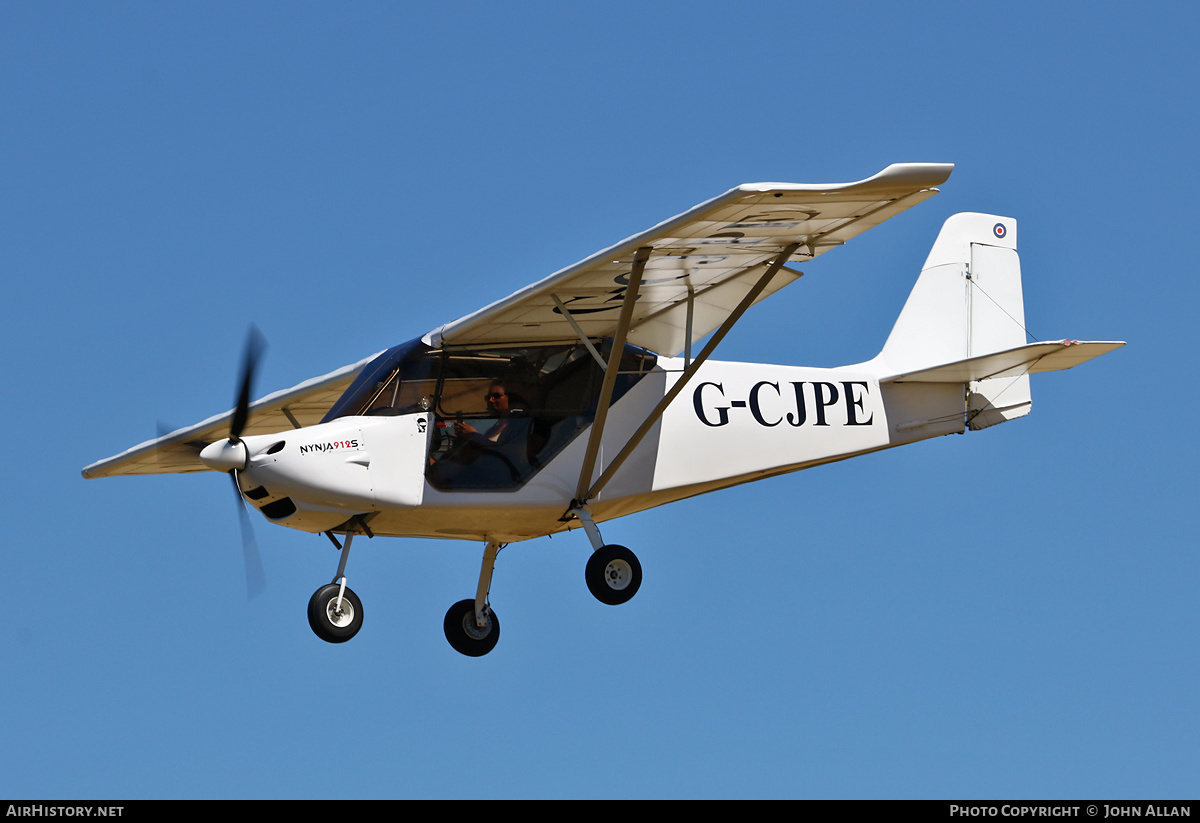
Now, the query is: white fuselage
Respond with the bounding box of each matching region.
[231,356,964,543]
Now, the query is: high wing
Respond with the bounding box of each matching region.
[81,353,381,478]
[430,163,953,355]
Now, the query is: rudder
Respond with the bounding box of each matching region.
[877,213,1033,430]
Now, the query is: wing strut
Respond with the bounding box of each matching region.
[581,242,802,503]
[550,292,609,370]
[573,247,650,502]
[684,283,695,369]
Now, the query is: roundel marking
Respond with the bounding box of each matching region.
[993,222,1007,239]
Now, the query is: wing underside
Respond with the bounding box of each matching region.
[431,163,953,356]
[81,353,380,478]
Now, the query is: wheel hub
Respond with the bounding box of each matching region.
[461,610,492,640]
[604,559,633,590]
[325,597,356,628]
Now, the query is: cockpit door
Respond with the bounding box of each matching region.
[362,411,431,508]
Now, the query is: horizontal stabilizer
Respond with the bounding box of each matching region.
[882,340,1125,383]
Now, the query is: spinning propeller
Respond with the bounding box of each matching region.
[199,326,268,599]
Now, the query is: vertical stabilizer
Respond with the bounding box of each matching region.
[878,213,1033,429]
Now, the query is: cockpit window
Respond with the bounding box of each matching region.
[323,336,657,491]
[321,339,438,423]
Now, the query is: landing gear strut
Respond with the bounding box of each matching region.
[443,540,502,657]
[571,506,642,606]
[308,530,364,644]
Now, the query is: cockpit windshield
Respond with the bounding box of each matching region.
[322,337,657,490]
[322,339,438,422]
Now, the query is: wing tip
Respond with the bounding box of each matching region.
[736,162,954,196]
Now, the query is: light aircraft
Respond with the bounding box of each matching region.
[83,163,1123,656]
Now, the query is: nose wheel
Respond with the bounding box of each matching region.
[308,529,365,644]
[308,583,363,643]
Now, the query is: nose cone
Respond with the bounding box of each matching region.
[199,438,248,472]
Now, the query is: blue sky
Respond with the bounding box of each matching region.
[3,1,1196,799]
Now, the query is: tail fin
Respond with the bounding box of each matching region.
[878,213,1032,429]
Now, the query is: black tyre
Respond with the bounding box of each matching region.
[307,583,364,643]
[443,599,500,657]
[585,544,642,605]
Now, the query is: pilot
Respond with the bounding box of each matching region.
[452,381,519,443]
[431,380,533,488]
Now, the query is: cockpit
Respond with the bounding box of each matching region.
[322,337,658,491]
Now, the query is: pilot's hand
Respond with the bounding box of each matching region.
[455,422,478,438]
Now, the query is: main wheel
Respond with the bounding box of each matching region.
[585,544,642,605]
[443,599,500,657]
[308,583,364,643]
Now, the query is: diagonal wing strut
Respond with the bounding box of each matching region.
[575,242,802,506]
[573,247,650,502]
